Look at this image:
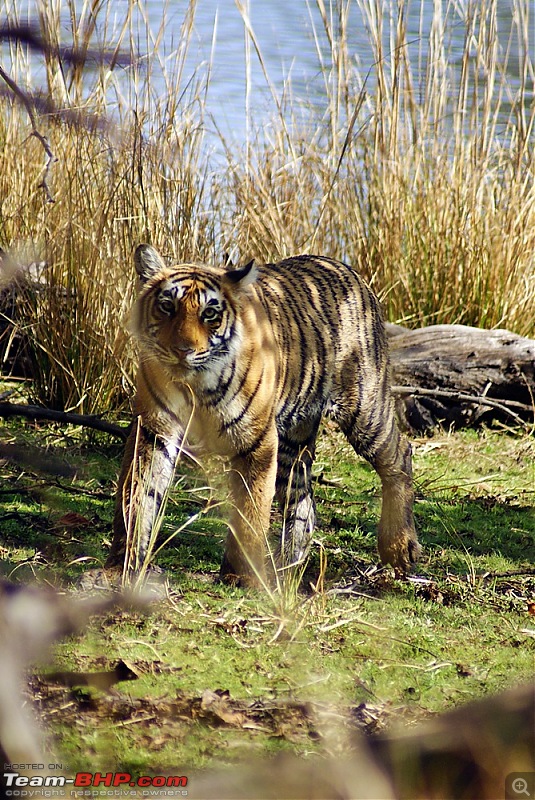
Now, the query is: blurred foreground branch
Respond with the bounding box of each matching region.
[190,684,535,799]
[0,23,131,201]
[0,579,140,768]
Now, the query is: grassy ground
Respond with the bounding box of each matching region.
[1,405,533,775]
[0,0,534,416]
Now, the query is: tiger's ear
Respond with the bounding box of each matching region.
[134,244,166,283]
[223,259,257,290]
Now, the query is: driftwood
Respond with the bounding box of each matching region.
[387,324,535,432]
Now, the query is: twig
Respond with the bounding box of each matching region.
[53,480,112,500]
[479,569,535,579]
[0,24,131,68]
[0,24,131,201]
[391,385,533,428]
[0,87,110,132]
[0,401,128,440]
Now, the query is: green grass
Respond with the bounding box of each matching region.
[2,416,533,774]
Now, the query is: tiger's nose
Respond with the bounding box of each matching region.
[176,343,195,357]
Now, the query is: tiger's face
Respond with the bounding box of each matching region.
[141,275,234,371]
[130,245,257,374]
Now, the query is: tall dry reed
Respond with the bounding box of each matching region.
[0,0,214,412]
[231,0,535,331]
[0,0,533,413]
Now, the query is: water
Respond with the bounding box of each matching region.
[2,0,534,147]
[119,0,379,142]
[134,0,534,145]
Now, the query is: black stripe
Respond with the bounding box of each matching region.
[234,422,272,459]
[165,269,221,292]
[222,356,254,407]
[203,360,237,403]
[263,272,330,387]
[139,425,176,463]
[139,424,158,446]
[260,283,310,407]
[221,370,264,432]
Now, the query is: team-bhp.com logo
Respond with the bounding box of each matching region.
[3,770,188,796]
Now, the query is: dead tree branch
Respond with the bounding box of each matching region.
[0,401,128,440]
[391,385,533,430]
[0,65,56,202]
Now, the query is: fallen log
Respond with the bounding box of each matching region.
[386,324,535,432]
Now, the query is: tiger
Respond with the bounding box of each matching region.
[107,244,420,586]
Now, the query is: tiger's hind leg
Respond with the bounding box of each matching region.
[274,425,320,570]
[337,388,420,575]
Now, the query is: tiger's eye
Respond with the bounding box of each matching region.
[202,307,221,323]
[158,298,175,315]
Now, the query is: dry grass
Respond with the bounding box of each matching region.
[230,0,535,330]
[0,0,533,412]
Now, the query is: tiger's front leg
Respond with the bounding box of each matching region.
[107,417,181,576]
[220,430,278,588]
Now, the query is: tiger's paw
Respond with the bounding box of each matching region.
[219,554,268,590]
[378,529,422,577]
[76,564,167,595]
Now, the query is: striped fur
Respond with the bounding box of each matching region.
[107,245,420,585]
